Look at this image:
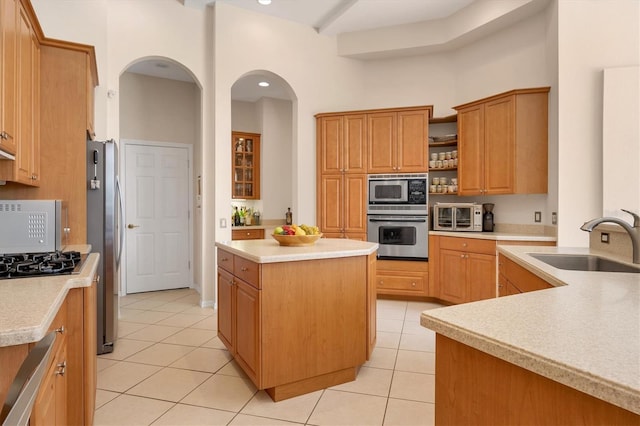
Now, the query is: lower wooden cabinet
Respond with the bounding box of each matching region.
[429,235,555,304]
[376,259,429,297]
[430,236,497,304]
[498,253,553,296]
[232,228,265,240]
[31,301,68,426]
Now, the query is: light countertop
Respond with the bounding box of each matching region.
[216,238,378,264]
[0,253,99,347]
[421,245,639,414]
[429,230,557,242]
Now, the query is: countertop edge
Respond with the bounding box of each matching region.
[420,313,640,415]
[0,253,100,347]
[429,230,557,242]
[216,239,378,264]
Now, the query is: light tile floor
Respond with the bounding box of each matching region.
[95,288,444,426]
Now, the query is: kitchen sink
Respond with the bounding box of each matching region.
[529,253,640,273]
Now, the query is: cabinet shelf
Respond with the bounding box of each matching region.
[232,131,260,200]
[429,114,457,124]
[429,167,457,172]
[428,140,458,147]
[429,192,458,196]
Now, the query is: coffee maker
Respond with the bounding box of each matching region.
[482,203,495,232]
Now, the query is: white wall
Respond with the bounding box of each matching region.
[557,0,640,246]
[259,97,293,221]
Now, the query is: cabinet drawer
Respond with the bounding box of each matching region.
[377,272,426,293]
[217,249,234,273]
[232,228,265,240]
[440,236,496,255]
[234,257,260,289]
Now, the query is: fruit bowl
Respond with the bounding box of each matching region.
[272,233,323,246]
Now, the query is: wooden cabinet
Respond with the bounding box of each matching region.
[216,249,261,385]
[316,107,431,239]
[232,131,260,199]
[316,114,367,240]
[317,114,367,175]
[0,0,18,157]
[498,253,553,296]
[216,247,375,401]
[367,108,430,173]
[31,297,68,426]
[454,87,549,196]
[430,235,497,304]
[232,228,265,240]
[0,0,40,185]
[318,173,367,240]
[376,259,429,297]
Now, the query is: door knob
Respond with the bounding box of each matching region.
[127,224,140,229]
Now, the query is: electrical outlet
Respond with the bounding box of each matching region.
[220,218,227,228]
[552,212,557,225]
[534,211,542,223]
[601,232,610,244]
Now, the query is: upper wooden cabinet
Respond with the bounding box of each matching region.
[367,108,430,173]
[317,114,367,174]
[0,0,40,185]
[232,131,260,200]
[0,0,18,157]
[454,87,549,196]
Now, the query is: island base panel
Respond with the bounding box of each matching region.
[435,334,639,425]
[265,367,357,402]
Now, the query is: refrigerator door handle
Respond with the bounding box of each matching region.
[115,176,124,268]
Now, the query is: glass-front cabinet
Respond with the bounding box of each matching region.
[232,131,260,199]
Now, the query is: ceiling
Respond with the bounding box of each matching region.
[127,0,544,102]
[181,0,475,36]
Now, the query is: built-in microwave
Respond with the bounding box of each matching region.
[432,202,483,232]
[367,173,428,215]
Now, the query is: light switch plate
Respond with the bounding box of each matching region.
[534,211,542,223]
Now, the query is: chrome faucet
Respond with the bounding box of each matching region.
[580,209,640,264]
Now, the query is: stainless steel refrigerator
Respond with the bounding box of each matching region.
[86,139,122,355]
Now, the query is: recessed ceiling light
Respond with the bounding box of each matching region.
[258,81,270,87]
[257,0,271,5]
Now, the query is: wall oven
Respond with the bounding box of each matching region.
[367,173,428,260]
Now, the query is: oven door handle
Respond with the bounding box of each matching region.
[368,218,427,223]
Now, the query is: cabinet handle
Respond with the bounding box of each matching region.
[411,282,416,287]
[240,267,249,272]
[462,243,467,247]
[55,325,65,334]
[246,232,251,236]
[56,360,66,376]
[460,254,465,258]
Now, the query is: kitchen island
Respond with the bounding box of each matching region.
[421,246,639,424]
[215,237,377,401]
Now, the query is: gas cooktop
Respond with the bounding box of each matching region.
[0,251,84,280]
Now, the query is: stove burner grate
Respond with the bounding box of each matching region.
[0,251,83,279]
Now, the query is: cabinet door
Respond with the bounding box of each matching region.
[466,252,497,302]
[235,279,261,385]
[397,109,428,172]
[367,112,396,173]
[343,174,367,235]
[0,0,17,155]
[344,114,367,173]
[484,96,515,194]
[16,5,33,183]
[438,249,467,304]
[319,174,343,235]
[232,132,260,199]
[317,115,342,174]
[217,268,235,351]
[457,105,484,196]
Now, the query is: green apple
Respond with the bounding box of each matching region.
[274,226,284,235]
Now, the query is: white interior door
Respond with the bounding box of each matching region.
[124,142,191,293]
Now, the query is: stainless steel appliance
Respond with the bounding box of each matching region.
[86,139,123,355]
[0,200,66,253]
[433,202,483,232]
[367,173,429,260]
